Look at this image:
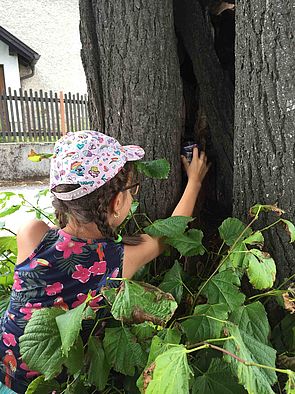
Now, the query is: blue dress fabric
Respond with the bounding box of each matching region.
[0,229,124,393]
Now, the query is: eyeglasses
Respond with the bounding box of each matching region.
[123,182,140,196]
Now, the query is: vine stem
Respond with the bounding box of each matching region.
[191,214,259,312]
[186,341,294,377]
[22,198,56,224]
[259,219,281,233]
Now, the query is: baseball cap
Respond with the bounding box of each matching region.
[50,130,145,201]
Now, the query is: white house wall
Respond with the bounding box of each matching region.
[0,0,87,94]
[0,40,21,91]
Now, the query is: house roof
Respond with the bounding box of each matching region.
[0,26,40,67]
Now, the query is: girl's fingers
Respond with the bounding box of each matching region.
[181,155,190,171]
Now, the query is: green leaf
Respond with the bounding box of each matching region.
[0,205,22,218]
[131,322,158,341]
[192,358,246,394]
[157,327,182,344]
[159,261,184,303]
[285,372,295,394]
[28,150,53,162]
[271,314,295,353]
[243,231,264,247]
[25,375,60,394]
[229,302,270,345]
[106,280,177,325]
[135,159,170,179]
[0,236,17,255]
[56,301,87,357]
[144,216,193,238]
[218,218,251,246]
[102,286,117,304]
[103,326,146,376]
[165,229,205,257]
[182,304,229,343]
[87,337,110,391]
[64,336,84,375]
[249,204,284,217]
[226,241,248,271]
[224,324,277,394]
[246,249,276,290]
[281,219,295,243]
[137,335,172,392]
[19,308,66,380]
[144,345,193,394]
[201,271,245,312]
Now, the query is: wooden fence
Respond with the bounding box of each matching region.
[0,88,90,142]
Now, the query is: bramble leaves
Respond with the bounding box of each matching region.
[285,372,295,394]
[144,216,193,238]
[104,280,177,325]
[0,236,17,255]
[201,270,245,311]
[219,218,251,246]
[56,301,87,357]
[249,204,285,217]
[246,249,276,289]
[182,303,228,343]
[159,260,184,303]
[0,205,22,218]
[281,219,295,243]
[165,229,205,257]
[192,358,246,394]
[103,326,146,376]
[243,231,264,247]
[224,325,277,394]
[135,159,170,179]
[229,302,270,344]
[87,337,110,391]
[25,375,60,394]
[143,345,193,394]
[19,308,66,380]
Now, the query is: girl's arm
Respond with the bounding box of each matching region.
[123,147,209,278]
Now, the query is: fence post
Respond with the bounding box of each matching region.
[59,91,66,136]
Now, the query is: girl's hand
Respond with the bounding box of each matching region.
[181,146,210,185]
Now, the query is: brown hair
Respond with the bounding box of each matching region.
[52,162,141,244]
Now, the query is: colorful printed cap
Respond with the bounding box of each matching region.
[50,130,145,200]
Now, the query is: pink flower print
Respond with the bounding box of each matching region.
[20,302,42,320]
[56,237,86,259]
[72,293,88,308]
[72,265,91,283]
[20,362,40,379]
[89,295,103,311]
[89,261,107,276]
[45,282,63,296]
[28,251,36,260]
[53,297,69,311]
[12,272,23,291]
[110,267,120,278]
[2,333,17,347]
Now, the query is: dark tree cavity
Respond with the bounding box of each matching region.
[79,0,235,227]
[234,1,295,282]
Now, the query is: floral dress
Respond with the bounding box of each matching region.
[0,229,123,393]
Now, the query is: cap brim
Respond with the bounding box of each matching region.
[123,145,145,161]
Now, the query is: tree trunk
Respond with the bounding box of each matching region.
[79,0,183,219]
[174,0,234,214]
[234,1,295,282]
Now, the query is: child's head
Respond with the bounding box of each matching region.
[50,131,144,238]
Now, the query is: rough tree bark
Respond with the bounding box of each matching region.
[79,0,183,219]
[234,1,295,282]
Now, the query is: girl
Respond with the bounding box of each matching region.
[0,130,209,393]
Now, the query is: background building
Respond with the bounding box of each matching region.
[0,0,86,94]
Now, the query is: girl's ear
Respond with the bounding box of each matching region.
[110,192,124,213]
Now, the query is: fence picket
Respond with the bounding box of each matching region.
[0,88,88,142]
